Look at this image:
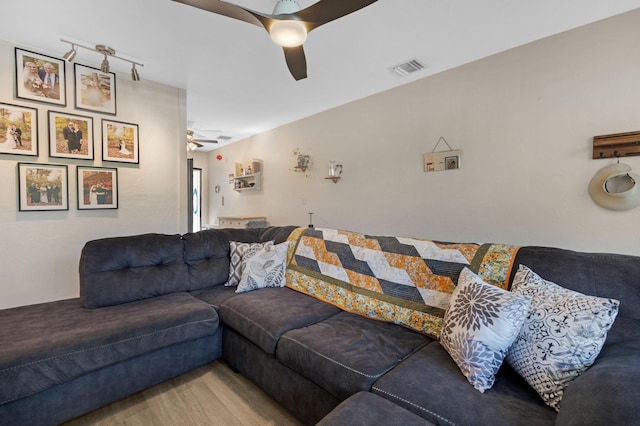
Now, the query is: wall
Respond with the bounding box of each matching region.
[0,40,188,309]
[207,10,640,256]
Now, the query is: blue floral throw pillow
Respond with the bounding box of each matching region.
[506,265,619,411]
[440,268,531,393]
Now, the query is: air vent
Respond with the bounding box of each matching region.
[390,58,425,77]
[218,135,232,141]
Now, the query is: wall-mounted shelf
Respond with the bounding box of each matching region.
[593,131,640,159]
[325,176,341,183]
[233,161,262,192]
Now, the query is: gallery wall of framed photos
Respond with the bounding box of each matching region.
[2,46,141,212]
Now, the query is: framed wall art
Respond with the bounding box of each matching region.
[77,166,118,210]
[102,119,138,164]
[0,102,38,156]
[15,48,66,106]
[17,162,68,211]
[48,111,94,160]
[74,64,116,115]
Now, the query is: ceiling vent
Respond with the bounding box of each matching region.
[390,58,425,77]
[217,135,233,141]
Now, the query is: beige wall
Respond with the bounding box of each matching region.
[0,40,188,309]
[207,10,640,256]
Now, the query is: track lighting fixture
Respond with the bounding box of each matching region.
[60,39,144,81]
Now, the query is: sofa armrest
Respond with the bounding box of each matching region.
[555,342,640,426]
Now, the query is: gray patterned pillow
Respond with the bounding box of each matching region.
[440,268,531,392]
[506,264,620,411]
[236,242,289,293]
[226,241,274,286]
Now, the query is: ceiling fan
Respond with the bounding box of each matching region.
[172,0,378,80]
[187,130,218,150]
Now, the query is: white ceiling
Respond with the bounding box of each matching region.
[2,0,639,151]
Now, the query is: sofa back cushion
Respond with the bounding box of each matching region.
[511,247,640,345]
[183,228,259,291]
[79,233,189,308]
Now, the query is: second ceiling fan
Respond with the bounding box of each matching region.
[172,0,378,80]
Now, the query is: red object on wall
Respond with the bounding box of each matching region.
[216,154,223,160]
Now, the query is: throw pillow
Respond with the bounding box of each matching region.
[506,264,620,411]
[226,241,274,286]
[440,268,531,393]
[236,241,289,293]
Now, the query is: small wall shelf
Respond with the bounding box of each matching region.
[325,176,341,183]
[233,161,262,192]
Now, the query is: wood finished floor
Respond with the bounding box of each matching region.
[63,360,302,426]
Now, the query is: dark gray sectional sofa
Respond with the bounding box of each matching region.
[0,226,638,426]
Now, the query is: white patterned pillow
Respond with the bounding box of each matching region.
[236,241,289,293]
[506,264,620,411]
[440,268,531,393]
[226,241,274,286]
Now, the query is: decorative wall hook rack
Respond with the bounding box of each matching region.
[593,131,640,159]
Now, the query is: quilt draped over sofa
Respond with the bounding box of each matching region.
[286,228,519,337]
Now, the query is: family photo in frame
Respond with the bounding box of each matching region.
[15,48,66,106]
[74,64,116,115]
[77,166,118,210]
[102,119,138,163]
[48,111,94,160]
[0,102,38,156]
[17,162,68,211]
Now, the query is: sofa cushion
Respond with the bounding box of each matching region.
[317,392,435,426]
[182,228,260,291]
[440,268,530,393]
[0,293,219,405]
[219,287,340,355]
[236,241,288,293]
[506,265,619,411]
[79,233,189,308]
[277,311,430,400]
[190,285,239,310]
[372,342,556,426]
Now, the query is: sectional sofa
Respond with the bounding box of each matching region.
[0,226,638,426]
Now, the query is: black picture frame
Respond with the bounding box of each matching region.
[74,63,116,115]
[77,166,118,210]
[102,119,139,164]
[48,111,94,160]
[0,102,38,156]
[17,162,69,211]
[15,48,66,106]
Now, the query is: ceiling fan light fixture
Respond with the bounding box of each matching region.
[270,20,307,48]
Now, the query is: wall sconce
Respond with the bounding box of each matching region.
[61,38,144,82]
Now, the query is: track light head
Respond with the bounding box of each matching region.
[131,64,140,81]
[100,57,110,73]
[62,45,77,62]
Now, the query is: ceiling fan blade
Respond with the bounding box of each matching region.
[194,139,219,143]
[172,0,273,29]
[296,0,378,32]
[283,45,307,80]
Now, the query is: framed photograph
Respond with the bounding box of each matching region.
[74,63,116,115]
[445,156,459,170]
[17,162,68,211]
[102,119,138,163]
[48,111,94,160]
[77,166,118,210]
[15,48,66,106]
[0,103,38,156]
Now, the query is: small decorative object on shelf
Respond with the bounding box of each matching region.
[233,161,262,192]
[291,148,310,175]
[308,212,314,228]
[325,160,342,183]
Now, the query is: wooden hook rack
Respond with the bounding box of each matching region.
[593,131,640,159]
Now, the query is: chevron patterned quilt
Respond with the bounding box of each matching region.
[285,228,519,338]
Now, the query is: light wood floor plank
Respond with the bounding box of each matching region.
[63,360,302,426]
